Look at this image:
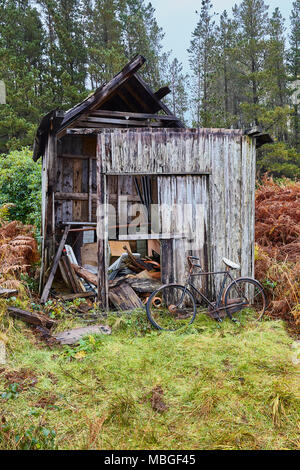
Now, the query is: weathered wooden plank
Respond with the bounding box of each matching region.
[90,110,179,121]
[98,129,232,174]
[59,154,96,160]
[61,255,84,293]
[7,307,56,329]
[59,292,96,301]
[55,192,90,201]
[97,154,109,309]
[54,325,111,345]
[0,288,18,298]
[77,117,169,127]
[73,159,82,221]
[81,242,98,266]
[109,282,143,311]
[55,192,140,202]
[126,277,161,294]
[71,264,97,286]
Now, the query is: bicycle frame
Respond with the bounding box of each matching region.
[187,270,232,310]
[182,268,249,316]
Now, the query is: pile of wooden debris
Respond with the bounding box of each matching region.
[41,225,162,312]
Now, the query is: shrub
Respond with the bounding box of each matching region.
[0,148,41,229]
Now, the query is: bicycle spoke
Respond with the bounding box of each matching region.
[224,278,266,321]
[147,285,196,331]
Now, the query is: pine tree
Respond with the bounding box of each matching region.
[83,0,125,89]
[165,57,188,123]
[38,0,88,108]
[214,10,240,127]
[188,0,217,127]
[0,0,46,151]
[119,0,165,89]
[288,0,300,149]
[266,8,288,108]
[260,8,290,141]
[232,0,269,127]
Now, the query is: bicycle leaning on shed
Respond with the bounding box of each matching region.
[146,256,267,331]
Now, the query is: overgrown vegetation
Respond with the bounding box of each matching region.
[255,177,300,334]
[0,148,41,227]
[0,307,299,450]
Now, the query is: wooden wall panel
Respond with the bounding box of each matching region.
[97,128,242,174]
[97,128,256,299]
[55,135,97,224]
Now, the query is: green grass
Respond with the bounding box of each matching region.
[0,308,299,450]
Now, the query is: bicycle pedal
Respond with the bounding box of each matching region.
[216,318,223,323]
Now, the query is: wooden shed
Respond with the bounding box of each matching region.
[33,55,271,306]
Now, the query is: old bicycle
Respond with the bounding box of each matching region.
[146,256,267,331]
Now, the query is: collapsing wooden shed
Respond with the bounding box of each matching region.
[33,55,271,307]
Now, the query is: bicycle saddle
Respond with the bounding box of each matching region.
[222,257,240,270]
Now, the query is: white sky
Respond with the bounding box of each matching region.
[150,0,293,72]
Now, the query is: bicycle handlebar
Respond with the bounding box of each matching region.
[187,256,202,272]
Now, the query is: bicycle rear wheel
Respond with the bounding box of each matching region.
[146,284,197,331]
[224,277,267,321]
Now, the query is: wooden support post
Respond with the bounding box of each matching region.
[40,225,70,304]
[88,157,93,221]
[97,135,109,310]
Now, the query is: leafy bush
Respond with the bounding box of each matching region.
[0,148,41,228]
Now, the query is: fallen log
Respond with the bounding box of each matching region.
[0,288,18,299]
[71,264,97,286]
[7,307,56,329]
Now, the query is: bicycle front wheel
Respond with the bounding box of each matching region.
[146,284,197,331]
[224,277,267,321]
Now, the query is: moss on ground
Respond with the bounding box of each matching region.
[0,307,299,450]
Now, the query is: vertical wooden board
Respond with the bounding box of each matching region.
[61,158,73,222]
[107,175,118,239]
[46,133,57,261]
[158,175,209,289]
[73,159,82,221]
[55,156,63,223]
[97,135,109,309]
[81,158,89,220]
[81,135,97,222]
[210,135,226,295]
[231,137,243,274]
[224,135,242,272]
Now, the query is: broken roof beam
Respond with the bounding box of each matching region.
[76,117,176,127]
[57,55,146,137]
[89,110,179,121]
[134,73,185,127]
[154,86,171,101]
